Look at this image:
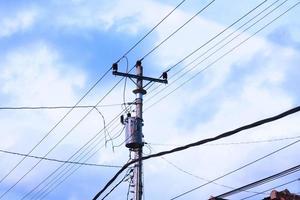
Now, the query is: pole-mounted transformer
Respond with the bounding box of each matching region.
[124,116,143,149]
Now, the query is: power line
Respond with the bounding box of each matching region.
[242,178,300,200]
[0,149,121,168]
[215,164,300,198]
[145,0,293,111]
[140,0,216,61]
[92,106,300,200]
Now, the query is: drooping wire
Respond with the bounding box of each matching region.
[93,107,114,149]
[140,0,216,61]
[123,57,129,106]
[92,106,300,200]
[144,1,299,112]
[0,148,121,168]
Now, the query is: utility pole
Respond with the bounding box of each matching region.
[112,60,167,200]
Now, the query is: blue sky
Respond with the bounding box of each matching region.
[0,0,300,199]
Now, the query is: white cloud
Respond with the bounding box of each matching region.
[0,8,38,38]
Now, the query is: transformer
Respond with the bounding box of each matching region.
[125,117,143,149]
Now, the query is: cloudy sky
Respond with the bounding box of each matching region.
[0,0,300,199]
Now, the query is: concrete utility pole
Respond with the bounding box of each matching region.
[112,60,167,200]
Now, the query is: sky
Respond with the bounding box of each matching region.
[0,0,300,199]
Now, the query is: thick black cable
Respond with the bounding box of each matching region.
[144,1,299,111]
[94,107,112,148]
[0,149,121,168]
[242,178,300,200]
[141,0,216,61]
[92,106,300,200]
[215,164,300,198]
